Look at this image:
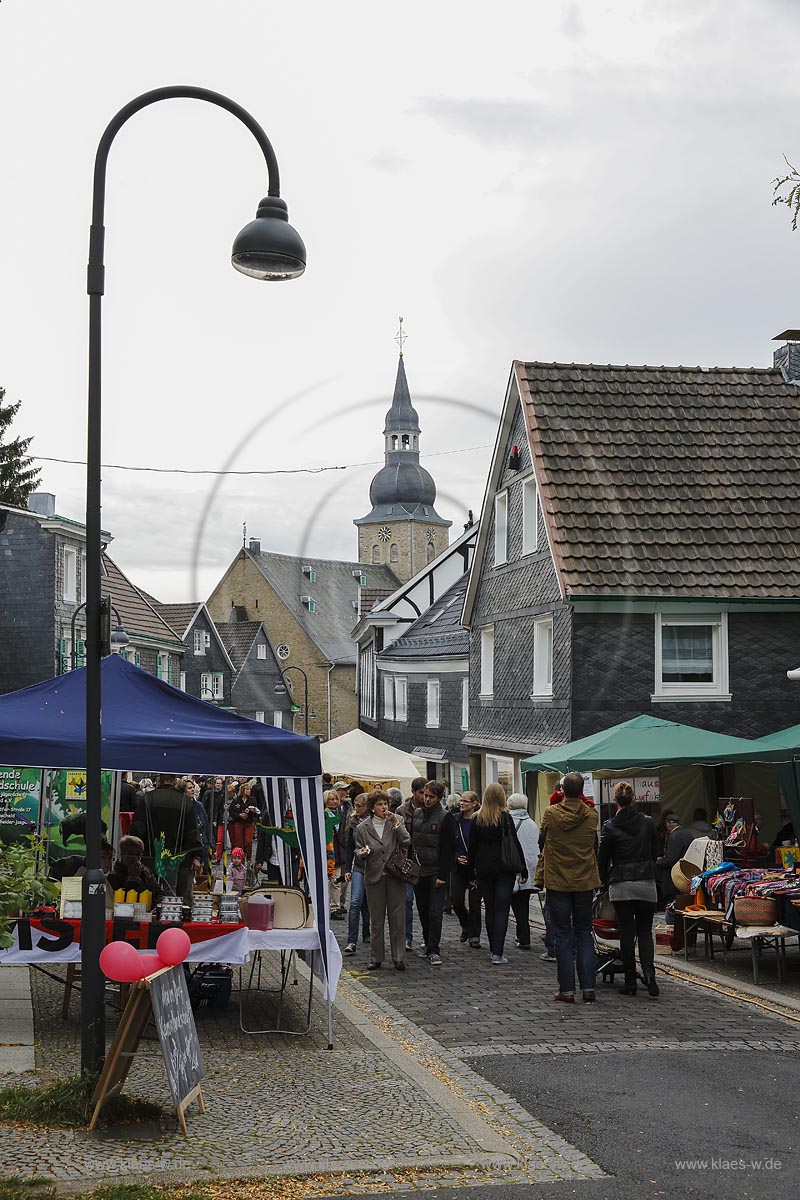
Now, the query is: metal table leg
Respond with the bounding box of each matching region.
[238,948,315,1036]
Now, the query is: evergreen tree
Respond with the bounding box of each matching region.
[0,387,41,507]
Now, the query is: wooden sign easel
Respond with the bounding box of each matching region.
[89,967,205,1135]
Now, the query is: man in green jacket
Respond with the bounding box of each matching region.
[538,771,599,1004]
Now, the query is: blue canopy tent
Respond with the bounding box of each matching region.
[0,655,340,1037]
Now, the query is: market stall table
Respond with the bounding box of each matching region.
[733,924,800,985]
[0,916,333,1045]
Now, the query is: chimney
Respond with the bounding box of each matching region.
[248,538,261,555]
[773,330,800,383]
[27,492,56,517]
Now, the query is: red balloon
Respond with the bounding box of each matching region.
[156,926,191,966]
[140,953,168,976]
[99,940,145,983]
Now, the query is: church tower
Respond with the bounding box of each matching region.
[355,333,451,583]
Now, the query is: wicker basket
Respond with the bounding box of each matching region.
[671,861,695,894]
[733,896,778,926]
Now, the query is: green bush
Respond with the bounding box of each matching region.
[0,835,60,948]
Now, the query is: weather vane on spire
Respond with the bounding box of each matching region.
[394,316,407,357]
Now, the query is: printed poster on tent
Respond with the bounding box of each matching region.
[0,767,42,842]
[45,769,114,861]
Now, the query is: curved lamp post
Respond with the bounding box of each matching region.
[274,665,310,735]
[70,598,129,668]
[81,86,305,1073]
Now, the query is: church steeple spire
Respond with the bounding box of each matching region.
[354,326,451,582]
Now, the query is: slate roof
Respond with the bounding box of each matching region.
[100,555,184,647]
[156,603,201,638]
[382,574,469,660]
[516,361,800,599]
[247,550,400,664]
[215,622,260,675]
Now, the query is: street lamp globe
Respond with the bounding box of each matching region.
[231,196,306,280]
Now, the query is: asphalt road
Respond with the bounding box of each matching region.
[321,1047,797,1200]
[322,910,800,1200]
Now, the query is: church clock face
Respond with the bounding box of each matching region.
[378,527,391,541]
[426,528,435,542]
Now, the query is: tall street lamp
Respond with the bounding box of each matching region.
[274,665,310,735]
[81,85,305,1073]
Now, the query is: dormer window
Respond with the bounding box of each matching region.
[301,596,316,613]
[352,570,367,586]
[302,565,317,583]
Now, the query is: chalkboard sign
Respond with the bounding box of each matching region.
[90,967,205,1135]
[148,966,205,1118]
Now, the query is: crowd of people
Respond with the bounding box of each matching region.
[321,771,673,1003]
[50,766,677,1002]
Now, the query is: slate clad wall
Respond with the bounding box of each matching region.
[380,670,469,766]
[572,609,800,740]
[182,615,231,706]
[468,398,572,751]
[0,513,57,693]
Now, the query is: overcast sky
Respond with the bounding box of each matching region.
[2,0,799,601]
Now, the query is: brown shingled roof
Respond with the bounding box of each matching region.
[515,361,800,599]
[156,603,202,639]
[101,555,185,646]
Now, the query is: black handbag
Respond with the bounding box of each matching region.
[385,848,421,886]
[500,814,526,875]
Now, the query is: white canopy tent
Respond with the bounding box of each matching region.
[320,728,425,791]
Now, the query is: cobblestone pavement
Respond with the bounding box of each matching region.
[0,952,603,1193]
[2,904,799,1197]
[340,909,800,1051]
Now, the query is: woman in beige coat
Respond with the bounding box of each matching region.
[354,791,411,971]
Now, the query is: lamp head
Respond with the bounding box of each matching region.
[232,196,306,280]
[274,681,288,695]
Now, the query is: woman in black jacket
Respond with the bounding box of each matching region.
[468,784,527,965]
[598,781,660,998]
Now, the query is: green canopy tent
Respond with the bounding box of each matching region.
[519,715,764,775]
[520,714,800,837]
[748,724,800,842]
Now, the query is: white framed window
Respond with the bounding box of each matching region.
[255,710,265,723]
[532,614,554,698]
[395,676,408,722]
[257,643,267,659]
[426,679,440,728]
[383,674,395,719]
[359,644,377,721]
[461,677,469,730]
[522,478,539,555]
[80,552,86,603]
[494,491,508,565]
[273,711,283,729]
[480,626,494,697]
[200,671,212,697]
[179,672,186,692]
[157,652,170,681]
[63,547,77,603]
[212,672,224,700]
[653,613,730,702]
[193,629,205,655]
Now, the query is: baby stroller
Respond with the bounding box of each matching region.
[592,889,643,987]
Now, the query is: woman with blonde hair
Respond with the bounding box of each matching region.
[467,784,527,965]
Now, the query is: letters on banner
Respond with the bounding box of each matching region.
[0,918,251,965]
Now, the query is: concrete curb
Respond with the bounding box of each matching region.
[0,967,35,1074]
